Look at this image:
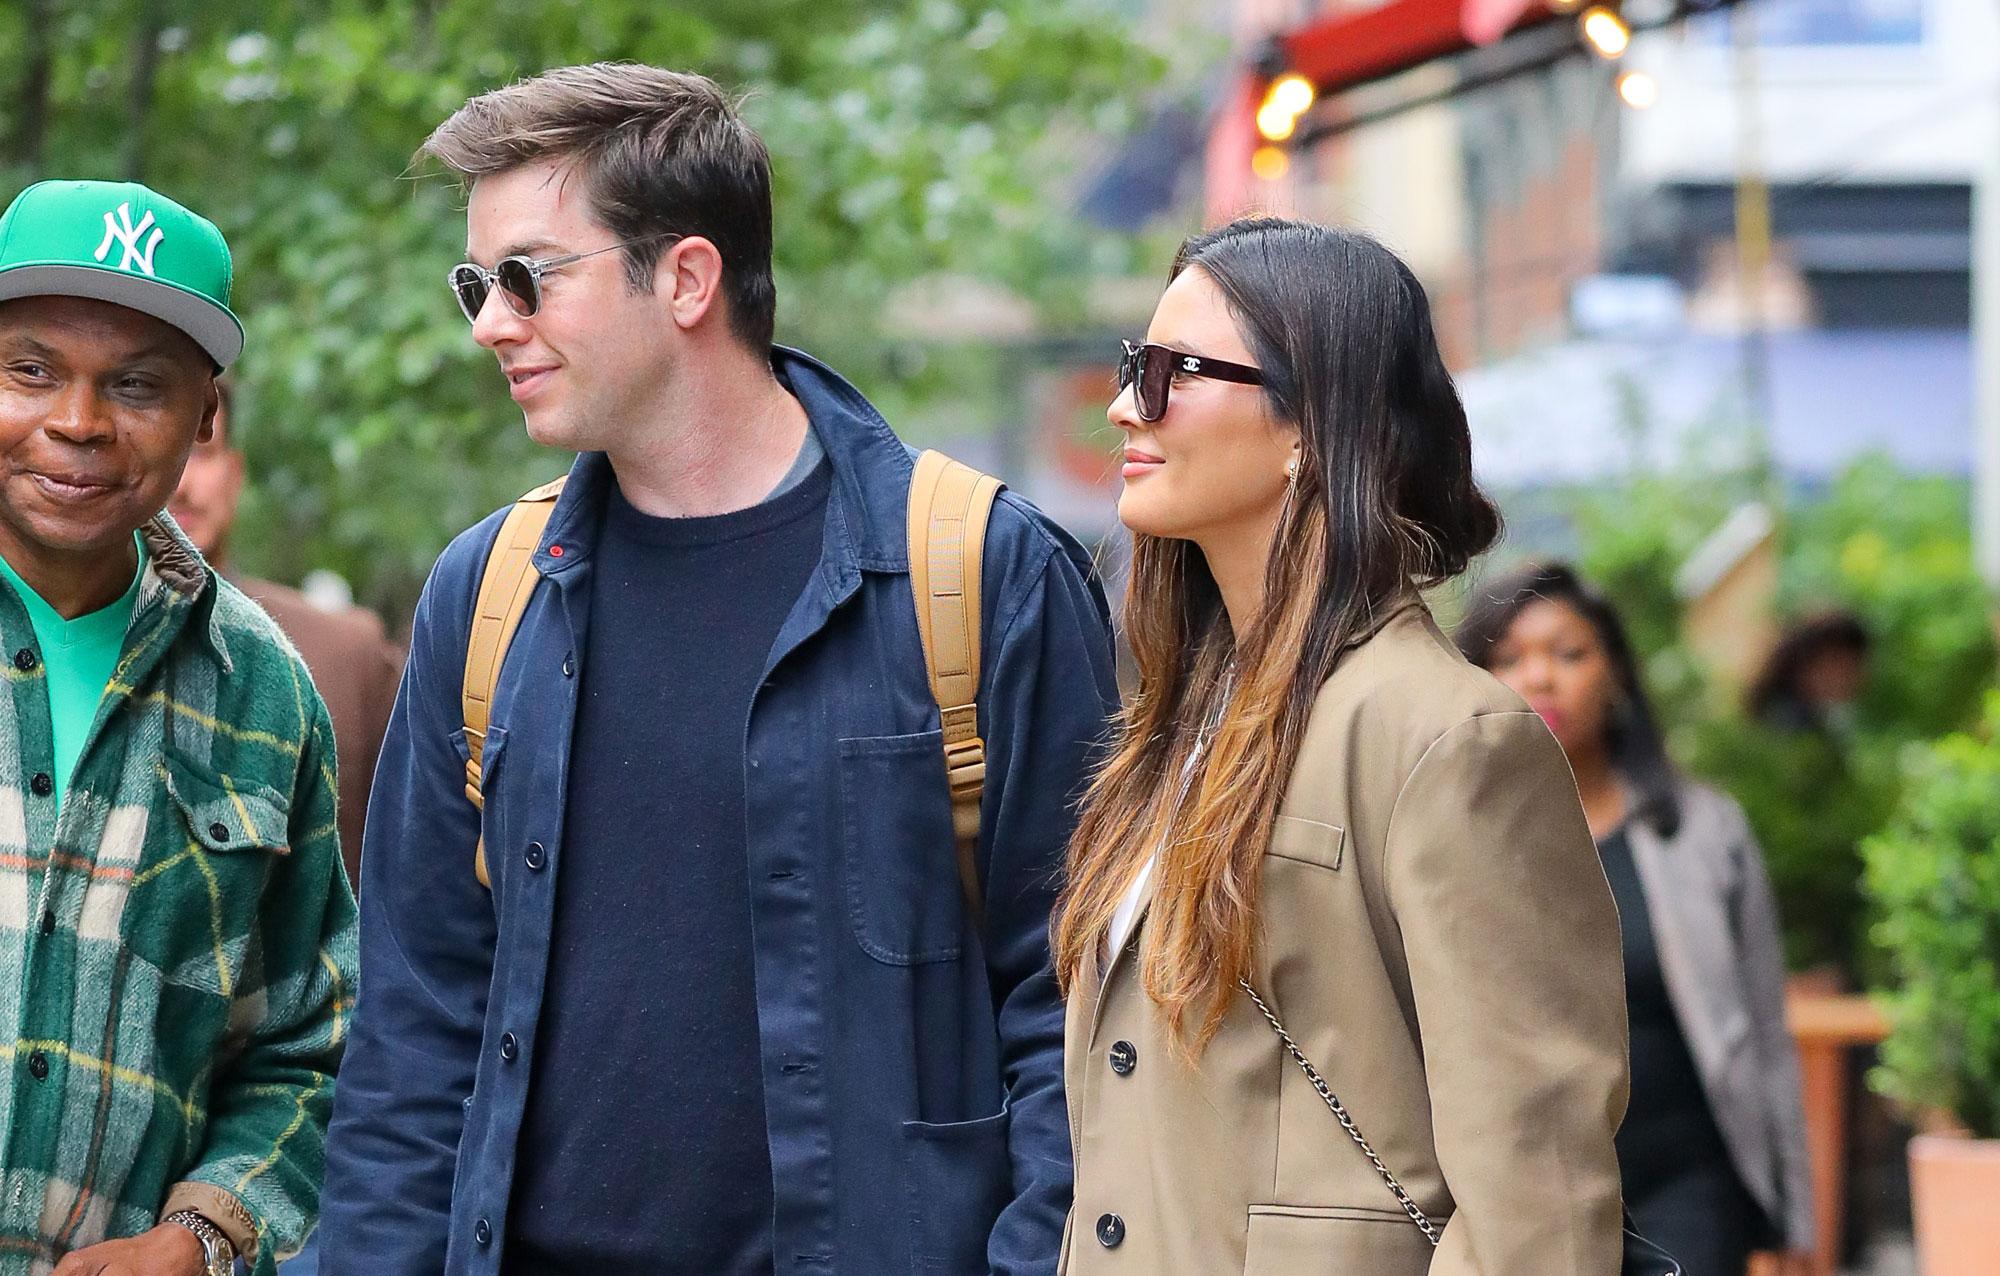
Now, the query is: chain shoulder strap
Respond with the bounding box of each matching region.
[1237,978,1443,1247]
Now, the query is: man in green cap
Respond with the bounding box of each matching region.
[0,179,357,1276]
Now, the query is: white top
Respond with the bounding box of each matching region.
[1098,667,1233,978]
[1103,854,1156,969]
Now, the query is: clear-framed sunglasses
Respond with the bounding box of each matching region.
[447,233,682,323]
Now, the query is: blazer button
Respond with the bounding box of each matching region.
[500,1032,518,1062]
[524,841,546,871]
[12,648,35,671]
[27,1052,48,1081]
[29,773,50,798]
[1108,1040,1137,1076]
[474,1218,492,1245]
[1095,1213,1125,1248]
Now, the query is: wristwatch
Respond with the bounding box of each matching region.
[163,1208,236,1276]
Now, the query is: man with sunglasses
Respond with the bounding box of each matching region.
[319,64,1117,1276]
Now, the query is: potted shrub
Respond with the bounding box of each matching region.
[1861,693,2000,1276]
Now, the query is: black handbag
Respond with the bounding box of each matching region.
[1240,979,1683,1275]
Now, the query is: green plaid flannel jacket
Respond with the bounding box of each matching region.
[0,515,358,1274]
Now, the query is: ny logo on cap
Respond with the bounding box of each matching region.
[94,203,163,277]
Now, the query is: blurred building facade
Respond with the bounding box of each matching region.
[1201,0,1998,490]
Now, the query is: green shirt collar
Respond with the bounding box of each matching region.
[0,535,144,645]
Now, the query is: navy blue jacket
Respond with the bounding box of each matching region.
[318,349,1118,1276]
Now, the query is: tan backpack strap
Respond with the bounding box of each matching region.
[464,476,567,888]
[908,450,1002,930]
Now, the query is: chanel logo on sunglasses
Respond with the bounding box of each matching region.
[1119,339,1267,423]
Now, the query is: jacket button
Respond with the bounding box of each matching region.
[524,841,546,871]
[27,1052,47,1082]
[29,773,50,798]
[12,648,34,672]
[561,654,574,678]
[209,822,230,842]
[1095,1213,1125,1248]
[500,1032,518,1062]
[474,1218,492,1245]
[1109,1040,1137,1076]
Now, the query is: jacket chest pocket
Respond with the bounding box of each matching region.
[1267,814,1347,871]
[116,752,291,996]
[837,730,965,965]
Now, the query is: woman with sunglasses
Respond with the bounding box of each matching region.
[1055,218,1629,1275]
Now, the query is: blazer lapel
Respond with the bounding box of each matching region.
[1625,814,1734,1078]
[1087,859,1159,1048]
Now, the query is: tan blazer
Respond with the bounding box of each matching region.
[1061,605,1630,1276]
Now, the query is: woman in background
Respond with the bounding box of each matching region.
[1458,561,1816,1276]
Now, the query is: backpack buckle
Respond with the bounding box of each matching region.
[944,737,987,800]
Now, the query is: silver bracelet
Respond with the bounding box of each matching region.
[162,1208,235,1276]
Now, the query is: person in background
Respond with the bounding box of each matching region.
[171,380,402,891]
[1458,561,1816,1276]
[1746,610,1871,738]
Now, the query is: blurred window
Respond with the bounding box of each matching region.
[1691,0,1925,46]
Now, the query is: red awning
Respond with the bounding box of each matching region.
[1204,0,1559,220]
[1279,0,1554,93]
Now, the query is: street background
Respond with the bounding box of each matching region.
[6,1,1999,1272]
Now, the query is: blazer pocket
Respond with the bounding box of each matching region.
[1266,814,1346,871]
[904,1103,1012,1274]
[838,730,965,965]
[1244,1204,1437,1276]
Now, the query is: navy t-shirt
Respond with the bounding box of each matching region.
[505,458,832,1275]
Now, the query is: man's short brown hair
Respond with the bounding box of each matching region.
[422,63,776,351]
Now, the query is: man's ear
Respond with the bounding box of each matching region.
[195,376,221,444]
[659,236,726,333]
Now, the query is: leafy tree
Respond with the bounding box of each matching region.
[0,1,1160,618]
[1546,455,1997,976]
[1783,458,1996,741]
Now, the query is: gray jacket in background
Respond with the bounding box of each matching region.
[1627,779,1817,1248]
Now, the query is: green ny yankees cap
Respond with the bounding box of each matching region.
[0,179,243,369]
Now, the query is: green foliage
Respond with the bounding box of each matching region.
[1571,467,1747,663]
[1687,460,1994,976]
[1784,458,1997,741]
[1570,463,1751,729]
[1862,693,2000,1138]
[1685,716,1899,973]
[0,0,1162,621]
[1547,455,1997,977]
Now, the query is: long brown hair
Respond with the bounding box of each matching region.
[1053,219,1500,1054]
